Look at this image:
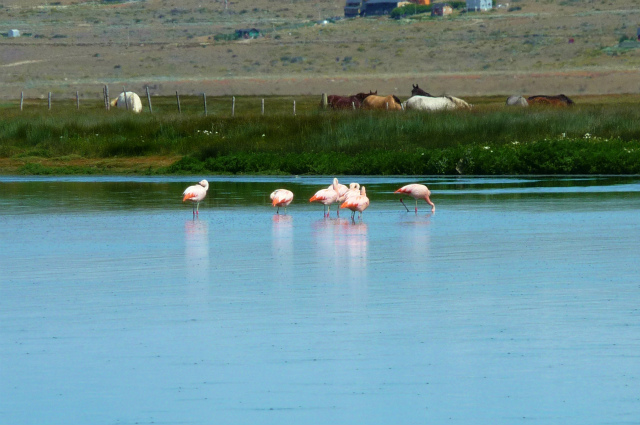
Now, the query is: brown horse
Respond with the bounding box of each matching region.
[411,84,433,97]
[326,91,375,109]
[362,93,403,111]
[527,94,574,106]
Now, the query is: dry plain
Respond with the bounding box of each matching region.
[1,0,640,100]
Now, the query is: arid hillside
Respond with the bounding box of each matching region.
[1,0,640,99]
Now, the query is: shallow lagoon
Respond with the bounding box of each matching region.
[1,175,640,425]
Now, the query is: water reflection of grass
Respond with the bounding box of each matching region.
[2,97,640,175]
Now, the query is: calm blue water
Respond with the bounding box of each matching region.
[1,176,639,425]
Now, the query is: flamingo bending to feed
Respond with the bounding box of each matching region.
[182,179,209,216]
[394,184,435,213]
[310,178,340,217]
[270,189,294,214]
[340,186,370,221]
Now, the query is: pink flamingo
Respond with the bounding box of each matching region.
[394,184,435,213]
[182,179,209,216]
[270,189,294,214]
[310,178,340,217]
[339,182,360,203]
[340,186,370,221]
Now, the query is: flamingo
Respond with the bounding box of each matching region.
[394,184,435,213]
[340,182,361,203]
[310,178,340,217]
[270,189,294,214]
[340,186,370,221]
[182,179,209,216]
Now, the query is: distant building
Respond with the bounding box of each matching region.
[344,0,364,17]
[466,0,492,11]
[407,0,430,4]
[431,3,452,16]
[235,28,260,39]
[8,29,20,38]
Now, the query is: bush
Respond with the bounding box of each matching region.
[390,4,432,19]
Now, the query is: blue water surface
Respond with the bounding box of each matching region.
[1,176,639,425]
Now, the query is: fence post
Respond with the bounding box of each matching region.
[293,100,296,116]
[232,96,235,117]
[352,101,355,110]
[203,93,207,116]
[76,91,79,110]
[321,93,328,109]
[122,87,129,110]
[176,91,181,114]
[48,92,51,110]
[386,102,389,110]
[105,85,110,110]
[261,98,264,115]
[146,86,153,113]
[20,91,24,111]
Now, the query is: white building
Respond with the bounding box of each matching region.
[466,0,492,11]
[8,29,20,37]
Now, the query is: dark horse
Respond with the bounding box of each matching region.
[326,91,376,109]
[411,84,433,98]
[527,94,574,106]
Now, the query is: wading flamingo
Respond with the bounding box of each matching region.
[182,179,209,216]
[270,189,294,214]
[394,184,435,213]
[310,178,340,217]
[340,182,361,203]
[340,186,370,221]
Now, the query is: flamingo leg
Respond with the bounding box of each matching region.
[399,198,409,212]
[276,206,280,214]
[415,199,418,213]
[196,202,200,216]
[327,205,330,218]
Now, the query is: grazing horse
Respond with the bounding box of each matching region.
[411,84,433,97]
[110,91,143,113]
[527,94,574,106]
[326,91,374,109]
[402,95,472,111]
[506,95,529,107]
[362,93,403,111]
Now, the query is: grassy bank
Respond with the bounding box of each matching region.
[2,96,640,175]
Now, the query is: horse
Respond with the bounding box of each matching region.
[110,91,143,113]
[411,84,433,97]
[326,91,374,109]
[527,94,574,106]
[506,95,529,107]
[402,95,472,112]
[362,93,403,111]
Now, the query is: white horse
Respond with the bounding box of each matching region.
[402,95,472,112]
[110,91,143,113]
[506,95,529,107]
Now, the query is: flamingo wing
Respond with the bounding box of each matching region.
[183,185,205,202]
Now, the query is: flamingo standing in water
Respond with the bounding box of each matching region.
[310,178,340,217]
[270,189,294,214]
[339,182,360,203]
[340,186,370,221]
[182,179,209,216]
[394,184,435,213]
